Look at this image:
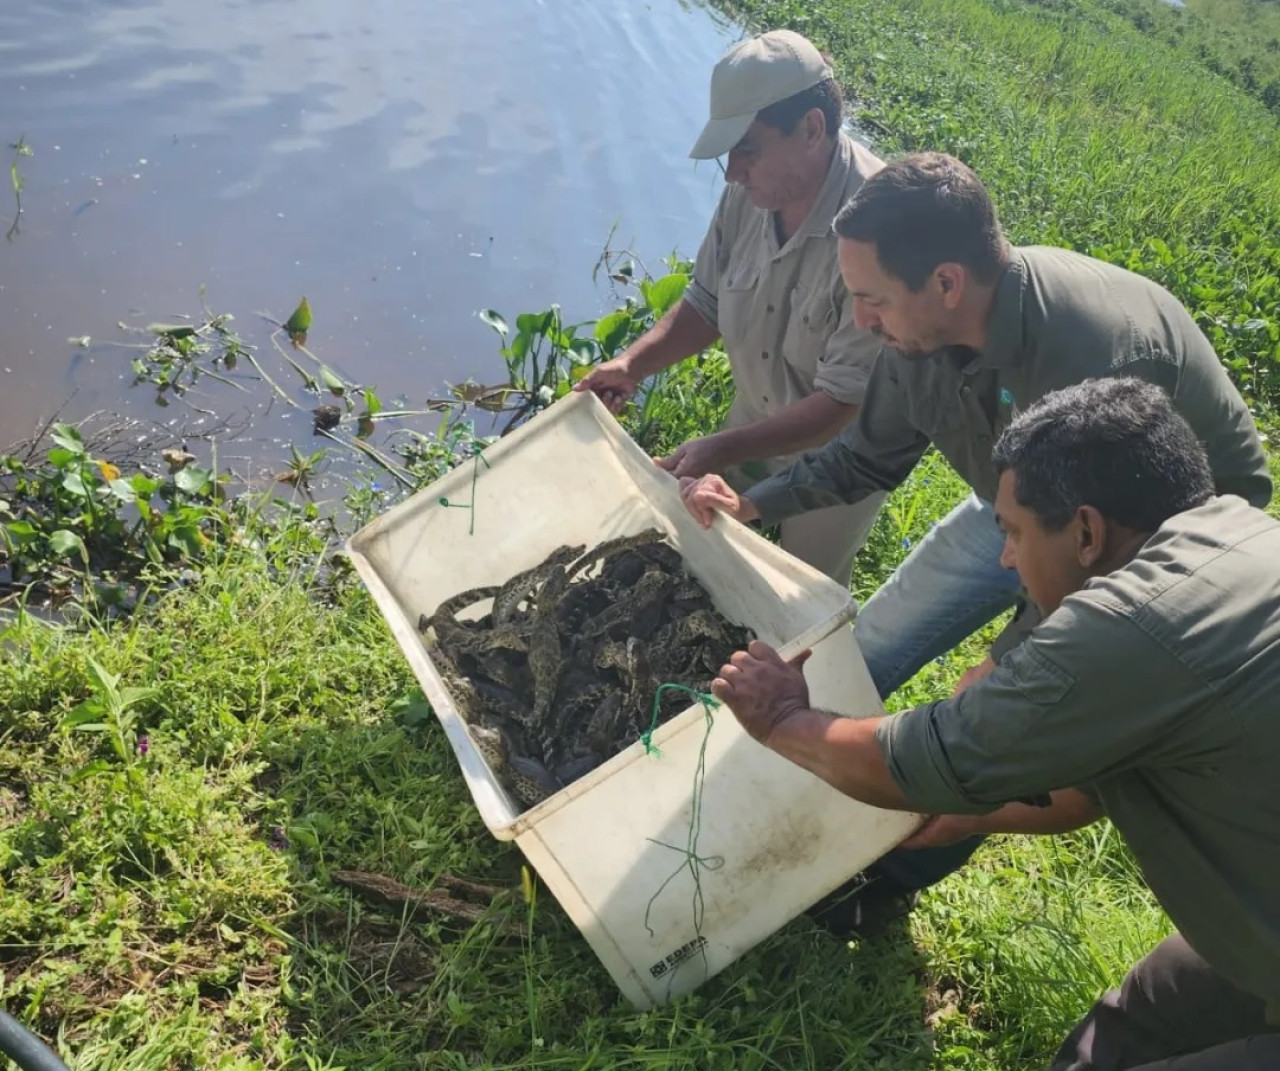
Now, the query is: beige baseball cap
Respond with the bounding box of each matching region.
[689,30,833,160]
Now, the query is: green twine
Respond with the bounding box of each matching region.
[641,683,725,955]
[437,447,491,535]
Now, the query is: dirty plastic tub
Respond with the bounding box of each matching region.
[346,390,921,1007]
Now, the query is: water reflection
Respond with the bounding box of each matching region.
[0,0,737,455]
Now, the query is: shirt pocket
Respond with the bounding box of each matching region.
[781,282,836,380]
[718,263,761,357]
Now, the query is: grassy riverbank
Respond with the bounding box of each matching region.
[5,0,1280,1066]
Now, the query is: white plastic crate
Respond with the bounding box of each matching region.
[346,390,921,1007]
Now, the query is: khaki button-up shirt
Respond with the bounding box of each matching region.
[683,132,884,459]
[877,495,1280,1007]
[746,245,1272,519]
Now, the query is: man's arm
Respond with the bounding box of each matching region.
[715,595,1206,820]
[574,298,720,412]
[709,642,910,808]
[743,353,931,526]
[658,391,858,480]
[680,352,933,528]
[766,708,911,809]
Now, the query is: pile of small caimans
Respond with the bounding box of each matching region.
[418,528,754,809]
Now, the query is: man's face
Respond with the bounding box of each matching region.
[837,237,953,358]
[994,469,1089,616]
[722,118,819,213]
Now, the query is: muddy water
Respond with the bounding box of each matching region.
[0,0,738,464]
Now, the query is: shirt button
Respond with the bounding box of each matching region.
[762,395,769,403]
[960,385,971,396]
[767,304,775,313]
[762,351,770,360]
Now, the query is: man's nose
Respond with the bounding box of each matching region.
[998,536,1016,571]
[852,297,879,332]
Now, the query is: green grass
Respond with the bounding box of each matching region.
[0,449,1220,1070]
[4,428,1278,1067]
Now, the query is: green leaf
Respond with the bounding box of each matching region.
[645,273,689,317]
[284,296,312,336]
[3,520,38,544]
[50,423,85,456]
[61,471,91,497]
[568,338,597,363]
[63,699,106,729]
[130,474,161,497]
[362,388,382,417]
[478,309,508,338]
[108,478,137,504]
[174,466,212,495]
[49,529,86,560]
[85,657,120,696]
[46,447,78,469]
[319,366,346,396]
[516,310,555,337]
[593,310,632,354]
[146,322,197,339]
[68,759,112,784]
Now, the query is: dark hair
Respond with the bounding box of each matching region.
[833,151,1008,290]
[992,377,1214,532]
[756,77,843,141]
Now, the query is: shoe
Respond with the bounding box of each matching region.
[805,871,921,939]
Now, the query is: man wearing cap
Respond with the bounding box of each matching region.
[574,29,887,587]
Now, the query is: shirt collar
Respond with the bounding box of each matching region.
[972,249,1028,370]
[791,131,860,244]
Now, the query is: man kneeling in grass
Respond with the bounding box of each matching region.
[712,377,1280,1070]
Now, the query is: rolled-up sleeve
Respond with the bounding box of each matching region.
[683,190,728,330]
[875,594,1205,813]
[746,352,930,524]
[812,290,881,405]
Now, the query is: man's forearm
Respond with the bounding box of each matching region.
[958,789,1102,836]
[765,710,911,810]
[623,299,721,380]
[707,392,857,470]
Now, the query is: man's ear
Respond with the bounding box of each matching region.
[803,107,827,146]
[935,263,966,309]
[1075,504,1108,569]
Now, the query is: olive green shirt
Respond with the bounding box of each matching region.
[684,131,885,439]
[877,495,1280,1005]
[746,245,1272,517]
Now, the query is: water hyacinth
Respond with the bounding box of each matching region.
[136,732,150,756]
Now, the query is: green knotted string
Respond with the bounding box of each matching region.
[437,447,491,535]
[641,684,725,962]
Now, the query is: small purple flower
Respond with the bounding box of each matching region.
[137,733,150,756]
[901,536,912,549]
[269,826,289,852]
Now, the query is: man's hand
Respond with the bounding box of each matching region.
[572,357,640,414]
[952,655,996,697]
[655,436,726,480]
[678,474,761,528]
[711,640,812,745]
[898,814,980,850]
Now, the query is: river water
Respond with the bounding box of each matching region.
[0,0,739,466]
